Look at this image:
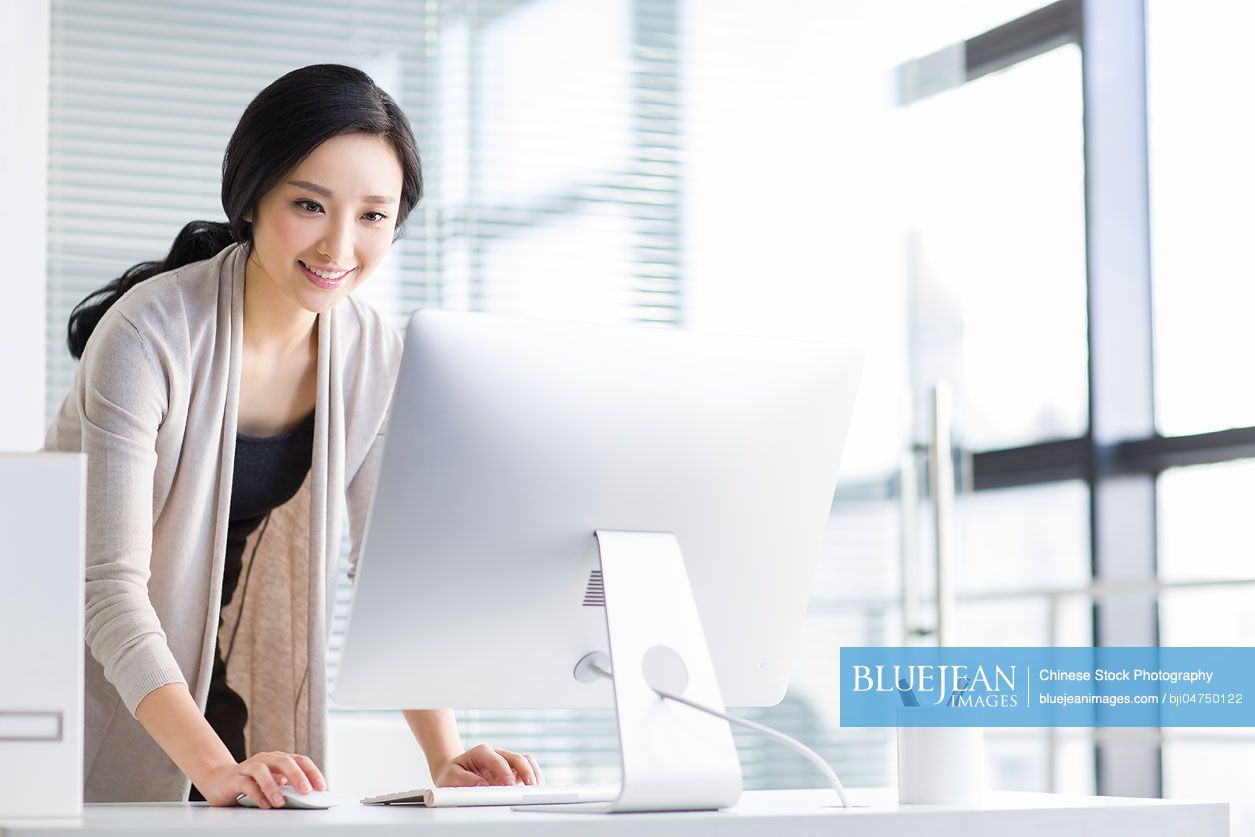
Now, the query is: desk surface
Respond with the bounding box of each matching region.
[0,788,1229,837]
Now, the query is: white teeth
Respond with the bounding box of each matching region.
[301,261,351,280]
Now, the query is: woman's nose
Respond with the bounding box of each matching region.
[317,220,355,264]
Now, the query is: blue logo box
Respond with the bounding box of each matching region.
[839,647,1255,727]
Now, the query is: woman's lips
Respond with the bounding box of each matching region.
[298,260,355,290]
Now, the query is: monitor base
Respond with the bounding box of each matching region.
[569,530,743,814]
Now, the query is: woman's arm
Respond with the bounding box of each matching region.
[135,684,237,789]
[402,709,542,787]
[401,709,464,778]
[78,316,186,712]
[136,683,326,807]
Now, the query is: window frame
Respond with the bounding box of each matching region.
[889,0,1255,799]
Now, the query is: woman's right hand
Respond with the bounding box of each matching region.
[195,751,327,808]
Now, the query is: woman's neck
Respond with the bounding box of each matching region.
[242,253,318,358]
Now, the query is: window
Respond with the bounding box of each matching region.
[954,481,1091,602]
[952,481,1093,792]
[1158,459,1255,585]
[888,1,1094,795]
[899,44,1089,453]
[1146,2,1255,823]
[1158,460,1255,836]
[1147,0,1255,437]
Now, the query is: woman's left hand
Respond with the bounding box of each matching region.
[434,744,544,787]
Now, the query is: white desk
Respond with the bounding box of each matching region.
[0,789,1228,836]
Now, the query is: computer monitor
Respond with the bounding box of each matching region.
[333,310,862,812]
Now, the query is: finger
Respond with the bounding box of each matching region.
[249,762,285,808]
[524,753,544,785]
[265,754,312,794]
[496,749,536,785]
[240,775,271,810]
[293,754,327,791]
[439,761,490,787]
[466,744,514,785]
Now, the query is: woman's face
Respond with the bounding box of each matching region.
[247,132,404,315]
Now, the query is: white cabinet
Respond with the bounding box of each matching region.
[0,453,85,818]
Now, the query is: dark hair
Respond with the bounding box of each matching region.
[66,63,422,360]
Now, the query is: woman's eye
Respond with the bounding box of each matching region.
[294,199,324,213]
[363,211,388,223]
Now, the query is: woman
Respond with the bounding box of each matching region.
[44,64,541,807]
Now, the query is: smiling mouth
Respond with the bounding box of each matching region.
[299,260,355,281]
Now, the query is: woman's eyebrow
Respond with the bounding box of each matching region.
[288,179,396,204]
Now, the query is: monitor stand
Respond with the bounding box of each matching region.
[523,530,742,814]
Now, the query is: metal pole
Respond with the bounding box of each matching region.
[899,386,920,645]
[929,383,955,647]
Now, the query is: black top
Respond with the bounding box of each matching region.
[221,411,317,604]
[197,410,315,790]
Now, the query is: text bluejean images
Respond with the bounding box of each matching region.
[840,647,1255,727]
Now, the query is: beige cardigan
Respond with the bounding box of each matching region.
[43,243,402,802]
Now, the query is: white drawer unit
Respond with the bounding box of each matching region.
[0,453,85,819]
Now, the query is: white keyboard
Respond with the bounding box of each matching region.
[361,783,619,808]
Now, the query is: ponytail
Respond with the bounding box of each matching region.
[66,220,235,360]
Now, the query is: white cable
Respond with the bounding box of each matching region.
[654,688,852,808]
[588,662,851,808]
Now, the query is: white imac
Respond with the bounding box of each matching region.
[333,310,862,812]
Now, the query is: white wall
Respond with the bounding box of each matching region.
[0,0,49,451]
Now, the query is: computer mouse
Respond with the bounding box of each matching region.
[237,785,342,809]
